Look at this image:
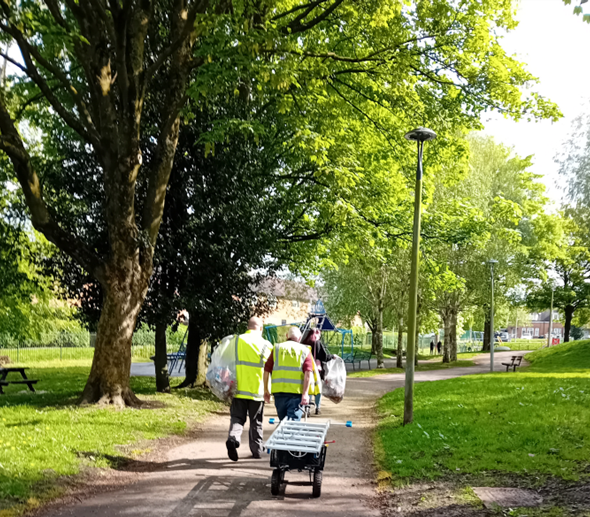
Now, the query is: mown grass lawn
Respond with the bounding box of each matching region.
[375,340,590,487]
[348,357,476,378]
[0,361,221,516]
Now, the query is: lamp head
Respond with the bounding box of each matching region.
[488,260,498,266]
[404,127,437,143]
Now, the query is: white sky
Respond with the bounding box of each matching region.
[482,0,590,207]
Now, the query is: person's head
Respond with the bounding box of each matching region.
[302,328,321,346]
[248,316,263,331]
[287,327,302,342]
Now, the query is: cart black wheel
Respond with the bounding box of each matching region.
[312,469,322,498]
[271,469,281,496]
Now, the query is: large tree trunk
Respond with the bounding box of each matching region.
[564,305,574,343]
[442,311,452,363]
[375,305,385,368]
[396,319,403,368]
[414,325,419,367]
[371,327,379,355]
[79,272,149,407]
[482,314,491,352]
[195,340,208,386]
[154,320,171,393]
[450,309,458,362]
[0,3,199,407]
[176,315,200,388]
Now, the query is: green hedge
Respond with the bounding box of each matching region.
[0,330,90,348]
[0,323,187,349]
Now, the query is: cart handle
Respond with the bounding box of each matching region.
[268,418,352,427]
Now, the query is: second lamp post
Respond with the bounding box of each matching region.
[403,127,436,426]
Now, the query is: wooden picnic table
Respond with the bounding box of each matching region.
[0,367,38,394]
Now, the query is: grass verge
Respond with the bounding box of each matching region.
[375,340,590,487]
[348,359,476,378]
[0,360,221,516]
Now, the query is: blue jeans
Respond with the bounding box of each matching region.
[274,393,302,420]
[315,393,322,409]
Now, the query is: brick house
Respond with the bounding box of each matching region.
[506,310,564,339]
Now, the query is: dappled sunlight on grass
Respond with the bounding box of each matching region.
[0,362,221,511]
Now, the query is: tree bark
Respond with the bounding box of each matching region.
[195,340,208,386]
[564,305,574,343]
[414,323,419,367]
[371,326,379,355]
[154,320,170,393]
[176,314,200,388]
[79,271,149,407]
[442,311,451,363]
[482,314,491,352]
[450,309,458,362]
[375,303,385,368]
[396,318,403,368]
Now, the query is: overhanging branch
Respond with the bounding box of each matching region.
[0,96,106,283]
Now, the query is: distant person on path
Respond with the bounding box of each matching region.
[302,328,334,415]
[226,317,272,462]
[430,340,435,355]
[264,327,320,420]
[437,341,442,354]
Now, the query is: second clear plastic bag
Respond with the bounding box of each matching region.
[206,334,238,402]
[322,355,346,404]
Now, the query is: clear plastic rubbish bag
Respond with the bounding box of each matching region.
[322,355,346,404]
[206,334,238,402]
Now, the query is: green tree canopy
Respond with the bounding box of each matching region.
[564,0,590,23]
[0,0,559,405]
[527,211,590,342]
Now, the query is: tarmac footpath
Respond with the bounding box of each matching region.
[40,351,528,517]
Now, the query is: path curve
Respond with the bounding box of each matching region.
[41,351,529,517]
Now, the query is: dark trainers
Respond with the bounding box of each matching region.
[252,452,262,459]
[226,438,239,462]
[315,407,321,415]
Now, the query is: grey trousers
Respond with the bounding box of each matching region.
[228,398,265,456]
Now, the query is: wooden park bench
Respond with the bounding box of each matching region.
[0,367,38,394]
[501,355,523,372]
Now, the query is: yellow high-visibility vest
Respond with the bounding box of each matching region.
[271,340,320,396]
[235,330,272,401]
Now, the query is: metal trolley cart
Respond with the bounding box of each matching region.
[264,414,352,498]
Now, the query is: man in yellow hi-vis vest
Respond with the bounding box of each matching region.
[263,327,319,420]
[226,317,272,462]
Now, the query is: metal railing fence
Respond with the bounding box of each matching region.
[0,328,186,364]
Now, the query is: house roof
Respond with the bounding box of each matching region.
[254,277,318,302]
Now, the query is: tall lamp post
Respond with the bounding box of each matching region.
[547,284,555,348]
[403,127,436,426]
[488,260,498,372]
